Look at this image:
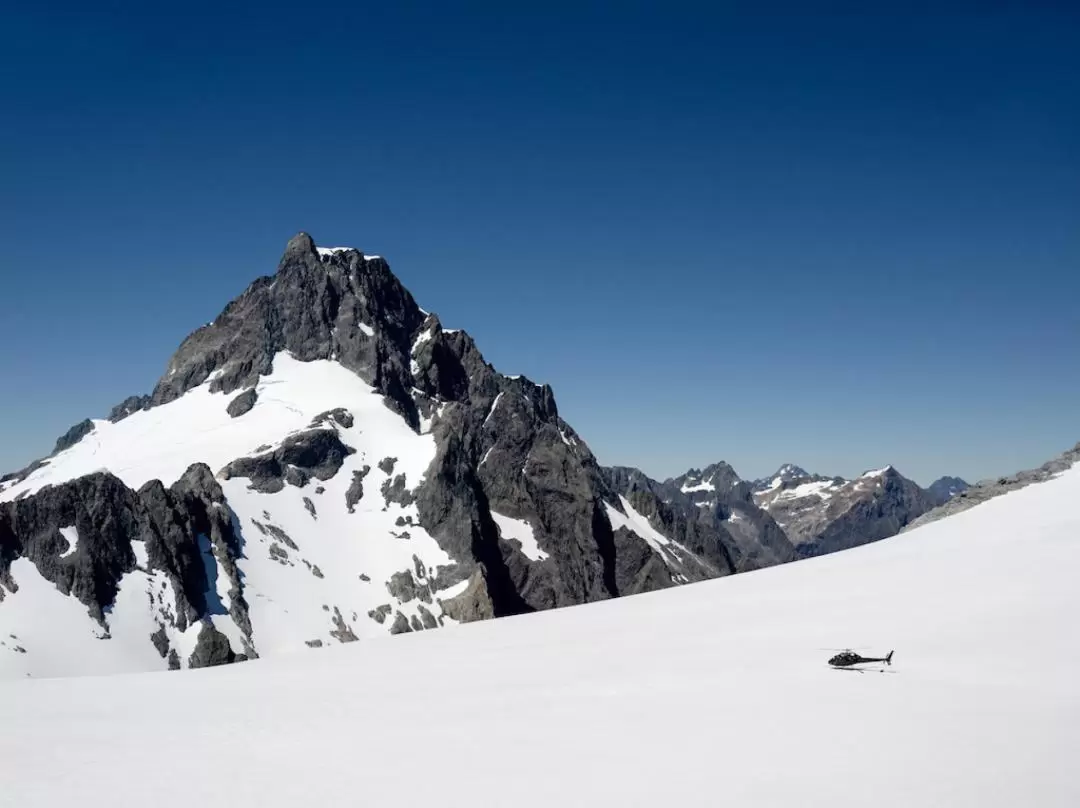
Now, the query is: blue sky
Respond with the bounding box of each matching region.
[1,2,1077,486]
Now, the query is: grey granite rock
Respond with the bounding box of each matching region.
[108,394,151,423]
[417,604,438,629]
[345,465,371,514]
[438,569,496,623]
[380,474,415,508]
[149,234,425,434]
[386,569,431,603]
[226,388,258,418]
[53,419,94,454]
[188,622,237,668]
[330,607,358,643]
[310,408,354,429]
[367,604,392,624]
[389,611,412,635]
[150,626,169,659]
[220,429,355,493]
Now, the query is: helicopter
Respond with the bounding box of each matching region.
[827,649,894,668]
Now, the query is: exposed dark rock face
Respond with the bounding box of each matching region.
[381,474,415,508]
[0,463,252,653]
[417,604,438,629]
[226,388,258,418]
[149,233,426,431]
[108,395,151,423]
[330,607,358,643]
[389,611,412,634]
[220,429,355,493]
[438,569,496,623]
[368,604,392,624]
[188,623,238,668]
[310,408,354,429]
[345,465,371,513]
[1,473,143,623]
[257,521,297,550]
[53,419,94,454]
[150,627,169,658]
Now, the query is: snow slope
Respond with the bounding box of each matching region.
[3,453,1077,806]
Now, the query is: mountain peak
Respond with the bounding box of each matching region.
[860,464,895,478]
[752,463,812,492]
[281,231,318,265]
[775,463,809,479]
[927,475,970,505]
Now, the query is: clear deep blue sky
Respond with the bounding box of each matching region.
[2,2,1077,485]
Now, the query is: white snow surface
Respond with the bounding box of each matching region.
[0,352,463,676]
[861,465,893,478]
[58,526,79,559]
[772,478,839,501]
[490,511,548,561]
[680,479,715,493]
[2,461,1078,806]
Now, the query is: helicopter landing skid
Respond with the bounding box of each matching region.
[830,666,895,674]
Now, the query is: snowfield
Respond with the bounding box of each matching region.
[2,461,1078,805]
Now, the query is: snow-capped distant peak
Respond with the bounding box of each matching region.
[860,465,894,478]
[776,463,808,478]
[752,463,811,493]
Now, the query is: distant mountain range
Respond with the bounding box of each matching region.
[0,234,972,678]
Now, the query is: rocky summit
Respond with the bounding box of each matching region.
[0,234,800,678]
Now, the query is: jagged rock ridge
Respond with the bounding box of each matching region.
[906,444,1079,531]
